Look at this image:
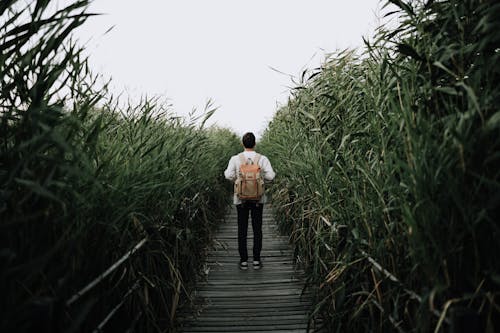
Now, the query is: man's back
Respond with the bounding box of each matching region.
[224,151,275,205]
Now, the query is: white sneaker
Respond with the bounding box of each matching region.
[239,261,248,270]
[253,260,261,270]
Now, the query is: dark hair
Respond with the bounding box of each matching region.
[242,132,256,148]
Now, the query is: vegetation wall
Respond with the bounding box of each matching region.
[0,1,240,331]
[260,0,499,331]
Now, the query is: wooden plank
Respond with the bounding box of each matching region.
[182,323,310,330]
[180,307,311,315]
[181,323,310,332]
[184,328,307,333]
[183,327,307,333]
[201,278,301,284]
[198,284,306,291]
[190,300,311,309]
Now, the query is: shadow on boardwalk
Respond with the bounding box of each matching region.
[179,204,321,333]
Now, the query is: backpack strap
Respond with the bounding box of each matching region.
[253,153,261,165]
[238,153,246,165]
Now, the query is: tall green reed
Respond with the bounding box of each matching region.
[261,0,499,331]
[1,1,240,331]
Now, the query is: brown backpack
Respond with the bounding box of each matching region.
[235,153,264,201]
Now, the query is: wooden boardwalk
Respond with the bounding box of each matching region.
[179,204,314,333]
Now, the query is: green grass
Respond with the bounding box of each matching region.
[1,1,240,331]
[260,0,500,331]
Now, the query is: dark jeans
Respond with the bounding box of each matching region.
[236,201,263,262]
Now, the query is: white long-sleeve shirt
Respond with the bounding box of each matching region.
[224,150,276,204]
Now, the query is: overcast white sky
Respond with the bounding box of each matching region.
[63,0,390,138]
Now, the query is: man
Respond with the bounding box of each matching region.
[224,132,275,270]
